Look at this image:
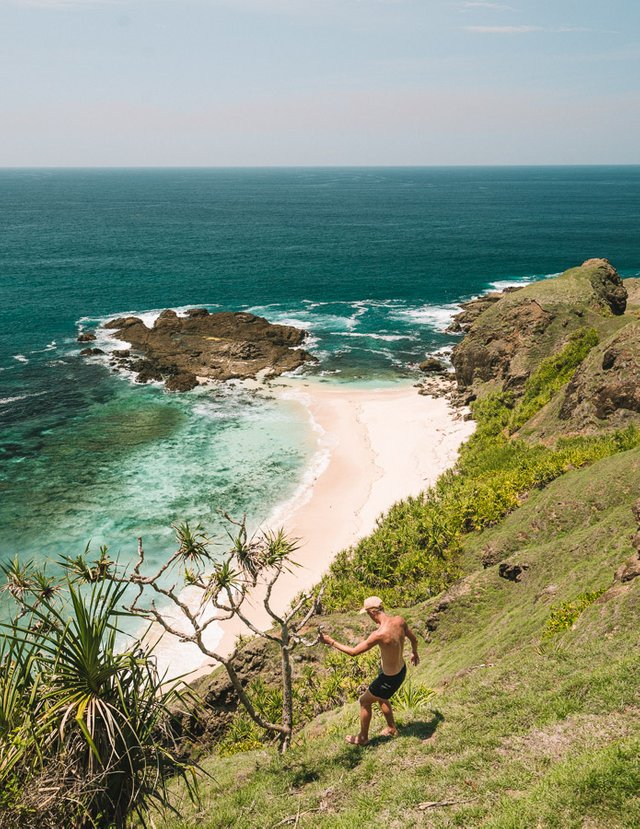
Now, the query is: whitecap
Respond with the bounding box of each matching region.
[332,332,415,342]
[390,303,461,332]
[487,271,560,292]
[0,391,47,406]
[13,354,28,363]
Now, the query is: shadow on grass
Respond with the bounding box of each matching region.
[400,709,444,741]
[347,710,445,749]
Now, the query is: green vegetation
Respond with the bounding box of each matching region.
[0,565,196,828]
[321,399,640,610]
[218,650,380,756]
[5,267,640,826]
[508,327,599,430]
[150,450,640,826]
[543,589,607,638]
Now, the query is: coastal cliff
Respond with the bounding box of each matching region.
[100,309,316,389]
[163,261,640,825]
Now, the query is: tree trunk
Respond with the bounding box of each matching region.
[279,624,294,753]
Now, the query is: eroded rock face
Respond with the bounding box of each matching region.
[558,321,640,429]
[100,309,316,389]
[452,298,554,390]
[451,259,627,394]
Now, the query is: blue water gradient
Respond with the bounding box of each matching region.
[1,167,639,587]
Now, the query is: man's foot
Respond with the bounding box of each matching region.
[345,734,369,746]
[380,727,398,737]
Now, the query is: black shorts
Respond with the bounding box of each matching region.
[368,664,406,700]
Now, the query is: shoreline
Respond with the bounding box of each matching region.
[153,377,475,682]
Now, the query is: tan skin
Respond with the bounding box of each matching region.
[319,607,420,745]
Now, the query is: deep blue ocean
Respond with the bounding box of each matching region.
[1,167,639,585]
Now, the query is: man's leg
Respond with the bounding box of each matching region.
[346,690,376,745]
[378,698,398,736]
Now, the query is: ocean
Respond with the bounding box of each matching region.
[1,166,639,589]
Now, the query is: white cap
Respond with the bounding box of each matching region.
[359,596,384,614]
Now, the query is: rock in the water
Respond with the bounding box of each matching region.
[80,347,105,356]
[77,332,96,343]
[419,357,447,374]
[112,349,130,358]
[165,372,199,392]
[102,308,316,389]
[498,562,529,582]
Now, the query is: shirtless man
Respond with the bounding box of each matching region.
[319,596,420,745]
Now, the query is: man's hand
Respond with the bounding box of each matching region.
[410,652,420,666]
[318,630,332,646]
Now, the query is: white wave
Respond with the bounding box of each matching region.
[263,392,333,531]
[390,303,461,332]
[487,271,560,292]
[0,394,28,405]
[0,391,47,406]
[29,340,58,355]
[332,332,415,342]
[13,354,28,363]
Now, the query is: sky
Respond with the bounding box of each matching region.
[1,0,639,166]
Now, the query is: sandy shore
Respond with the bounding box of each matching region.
[153,379,474,680]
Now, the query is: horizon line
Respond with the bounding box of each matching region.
[2,163,640,170]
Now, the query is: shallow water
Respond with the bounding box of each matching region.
[1,166,639,597]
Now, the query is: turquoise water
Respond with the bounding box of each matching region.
[1,167,639,587]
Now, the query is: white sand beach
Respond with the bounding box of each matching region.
[153,380,474,680]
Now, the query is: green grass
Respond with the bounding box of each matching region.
[151,443,640,828]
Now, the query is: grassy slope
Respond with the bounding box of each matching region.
[157,449,640,829]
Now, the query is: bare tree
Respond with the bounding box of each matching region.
[74,518,322,753]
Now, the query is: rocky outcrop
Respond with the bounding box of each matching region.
[447,289,520,334]
[101,309,316,389]
[77,332,96,343]
[451,259,628,394]
[419,357,447,374]
[614,499,640,583]
[498,562,529,582]
[557,321,640,431]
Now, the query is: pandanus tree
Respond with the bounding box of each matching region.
[0,560,197,829]
[88,517,324,753]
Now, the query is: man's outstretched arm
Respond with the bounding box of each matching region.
[404,621,420,666]
[319,630,379,657]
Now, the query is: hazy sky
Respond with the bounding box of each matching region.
[2,0,639,166]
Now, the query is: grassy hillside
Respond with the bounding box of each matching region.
[145,262,640,828]
[154,448,640,829]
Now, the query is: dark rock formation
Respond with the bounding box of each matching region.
[77,332,96,343]
[498,562,529,582]
[615,554,640,583]
[79,347,104,356]
[419,357,447,374]
[99,309,316,389]
[165,372,199,392]
[558,320,640,431]
[451,259,628,394]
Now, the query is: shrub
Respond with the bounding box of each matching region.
[544,589,607,637]
[0,569,197,828]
